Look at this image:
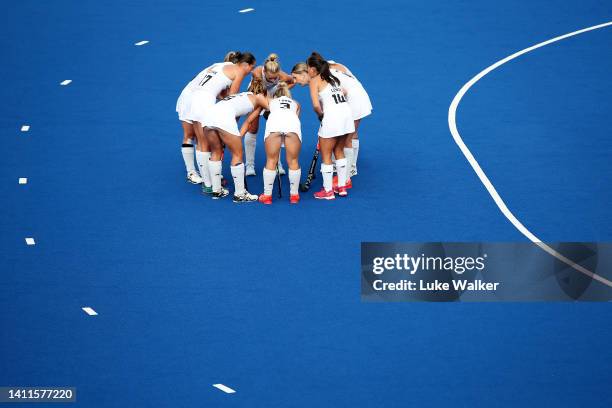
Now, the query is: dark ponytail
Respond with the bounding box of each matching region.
[234,51,256,65]
[306,52,339,87]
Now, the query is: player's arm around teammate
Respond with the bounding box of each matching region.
[305,53,354,199]
[205,79,269,202]
[244,54,295,176]
[257,82,302,205]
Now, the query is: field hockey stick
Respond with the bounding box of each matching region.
[299,142,320,192]
[276,163,282,198]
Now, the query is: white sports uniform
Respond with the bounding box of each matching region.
[176,62,232,124]
[329,62,372,120]
[207,92,255,136]
[318,84,355,138]
[180,62,233,126]
[264,96,301,141]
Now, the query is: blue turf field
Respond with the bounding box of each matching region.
[1,0,612,406]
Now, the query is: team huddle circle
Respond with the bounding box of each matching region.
[176,51,372,204]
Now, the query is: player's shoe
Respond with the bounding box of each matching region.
[314,188,335,200]
[336,186,348,197]
[290,194,300,204]
[187,171,202,184]
[258,194,272,205]
[233,191,258,203]
[246,164,256,176]
[210,188,229,199]
[332,175,352,191]
[278,163,286,176]
[201,185,213,195]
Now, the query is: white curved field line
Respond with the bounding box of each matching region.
[448,21,612,288]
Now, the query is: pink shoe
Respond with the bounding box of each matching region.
[314,188,335,200]
[258,194,272,205]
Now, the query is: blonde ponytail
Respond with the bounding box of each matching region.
[273,81,291,98]
[264,53,280,74]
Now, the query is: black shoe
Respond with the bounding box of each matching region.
[211,188,229,199]
[233,190,258,203]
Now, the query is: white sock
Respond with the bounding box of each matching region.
[321,163,334,192]
[244,132,257,167]
[331,152,336,173]
[263,168,276,196]
[336,158,348,188]
[181,144,196,173]
[352,139,360,169]
[195,151,212,187]
[289,168,301,195]
[343,148,354,178]
[208,160,222,192]
[231,163,246,195]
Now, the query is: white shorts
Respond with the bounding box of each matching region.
[207,103,240,136]
[347,84,372,120]
[176,87,193,123]
[264,112,302,141]
[188,90,217,126]
[318,104,355,138]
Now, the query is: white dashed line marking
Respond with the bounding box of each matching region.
[239,8,254,13]
[19,178,28,185]
[134,40,149,46]
[21,125,30,132]
[82,307,98,316]
[213,384,236,394]
[25,237,36,245]
[60,80,72,86]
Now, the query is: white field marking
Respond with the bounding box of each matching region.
[448,21,612,288]
[60,79,72,86]
[239,8,254,13]
[82,307,98,316]
[212,384,236,394]
[21,125,30,132]
[25,237,35,245]
[18,178,28,185]
[134,40,149,46]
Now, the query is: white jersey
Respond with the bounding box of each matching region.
[269,96,298,114]
[328,60,355,78]
[319,84,347,112]
[318,84,354,138]
[330,66,372,120]
[265,96,301,140]
[180,62,234,125]
[217,92,255,118]
[190,62,233,96]
[208,92,255,135]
